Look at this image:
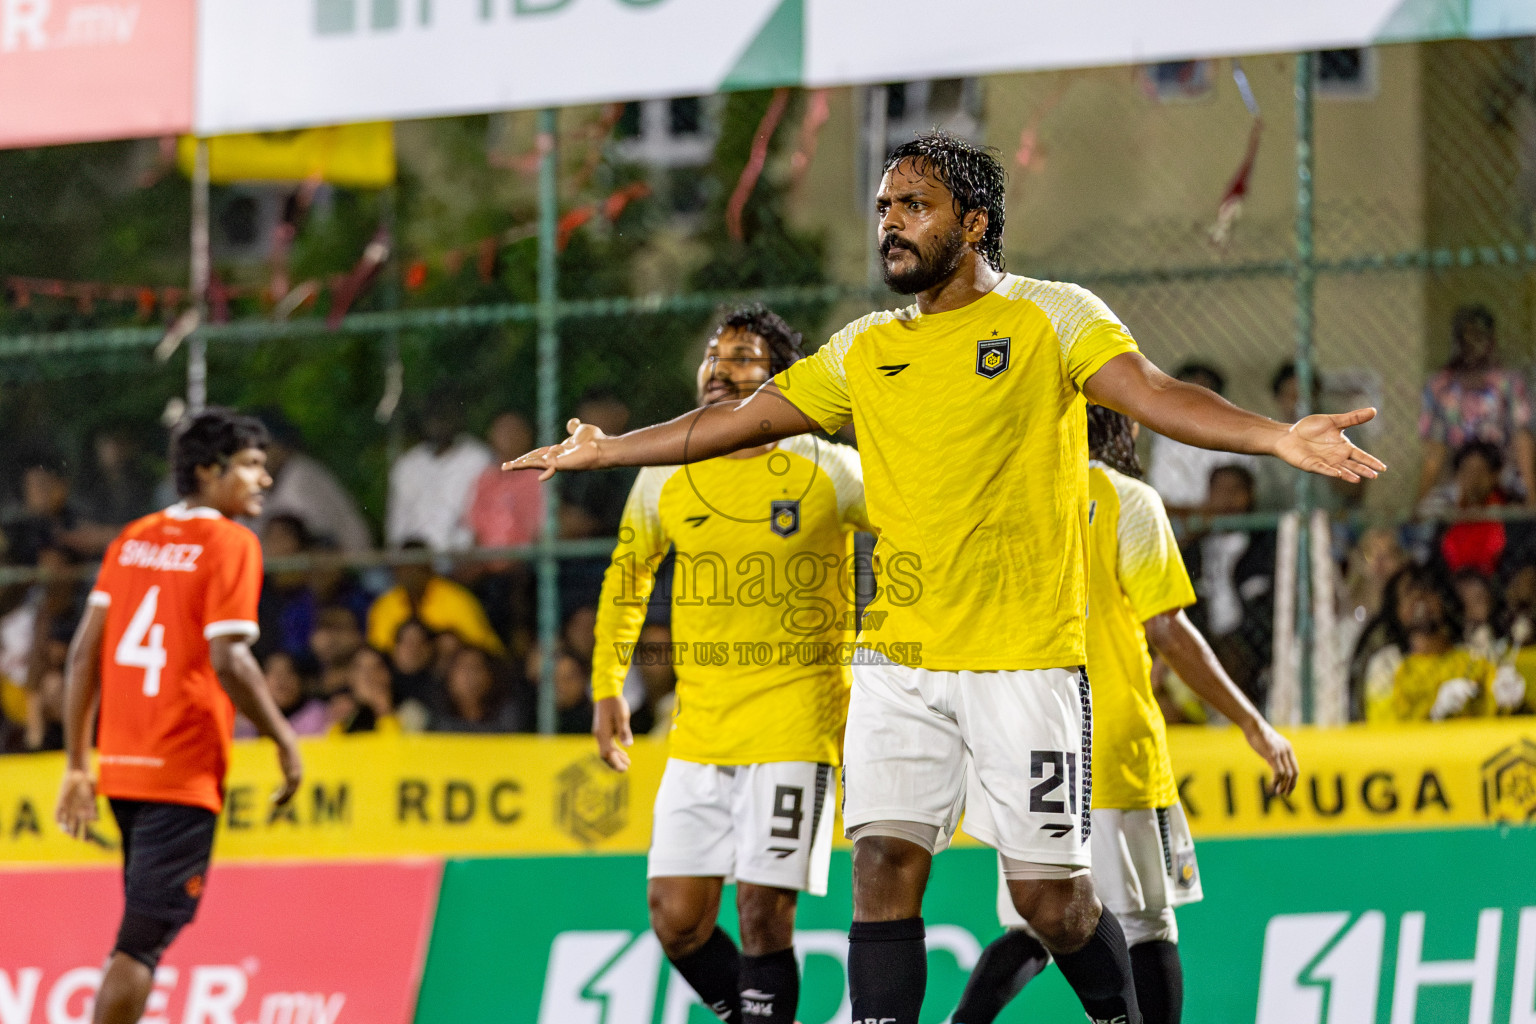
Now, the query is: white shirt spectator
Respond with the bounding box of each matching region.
[259,452,373,552]
[386,435,493,550]
[1147,434,1259,509]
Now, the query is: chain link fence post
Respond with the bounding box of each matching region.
[536,108,562,736]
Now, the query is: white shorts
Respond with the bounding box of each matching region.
[843,659,1092,870]
[998,804,1203,946]
[647,759,837,896]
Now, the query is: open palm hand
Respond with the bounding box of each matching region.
[1273,408,1385,483]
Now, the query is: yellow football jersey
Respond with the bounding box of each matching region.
[591,433,869,765]
[1086,463,1197,810]
[773,275,1140,670]
[1365,648,1497,723]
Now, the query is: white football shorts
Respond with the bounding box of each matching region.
[843,658,1093,870]
[997,804,1204,946]
[647,758,837,895]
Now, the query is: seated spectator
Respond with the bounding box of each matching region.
[1146,362,1258,515]
[22,616,71,752]
[430,646,528,733]
[558,391,637,539]
[1253,362,1354,513]
[1363,563,1522,721]
[1416,304,1536,506]
[465,411,545,654]
[67,423,158,553]
[555,606,596,734]
[466,411,545,553]
[237,651,328,738]
[1454,570,1507,662]
[255,411,373,552]
[1433,441,1516,576]
[309,603,365,701]
[257,514,318,658]
[4,452,83,565]
[386,396,492,551]
[331,646,400,735]
[390,618,442,727]
[367,540,505,657]
[1182,464,1275,704]
[1338,526,1408,677]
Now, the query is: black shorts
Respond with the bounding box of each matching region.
[109,798,218,925]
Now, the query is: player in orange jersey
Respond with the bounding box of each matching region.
[56,409,304,1024]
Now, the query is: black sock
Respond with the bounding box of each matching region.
[1130,940,1182,1024]
[1053,908,1141,1024]
[739,947,798,1023]
[848,918,927,1024]
[668,927,741,1022]
[952,929,1052,1024]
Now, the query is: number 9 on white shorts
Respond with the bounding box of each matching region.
[646,759,837,895]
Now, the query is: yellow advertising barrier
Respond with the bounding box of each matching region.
[1,719,1532,865]
[1170,717,1536,838]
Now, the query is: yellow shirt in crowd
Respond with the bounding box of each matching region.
[773,275,1140,670]
[1086,462,1197,810]
[1365,647,1496,723]
[591,434,869,765]
[367,576,505,656]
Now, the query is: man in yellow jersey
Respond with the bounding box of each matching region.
[950,406,1298,1024]
[590,304,869,1024]
[508,130,1383,1024]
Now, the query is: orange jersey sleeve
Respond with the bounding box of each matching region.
[95,505,264,813]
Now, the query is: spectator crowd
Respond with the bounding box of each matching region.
[0,390,678,753]
[1,305,1534,751]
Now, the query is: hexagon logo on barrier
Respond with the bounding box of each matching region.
[557,755,629,845]
[1481,738,1536,824]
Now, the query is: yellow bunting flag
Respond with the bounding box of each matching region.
[179,122,395,188]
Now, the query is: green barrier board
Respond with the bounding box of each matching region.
[417,827,1536,1024]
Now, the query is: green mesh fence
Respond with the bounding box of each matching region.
[2,39,1535,728]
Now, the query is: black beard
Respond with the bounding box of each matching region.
[881,226,968,295]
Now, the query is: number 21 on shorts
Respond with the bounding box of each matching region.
[116,586,168,696]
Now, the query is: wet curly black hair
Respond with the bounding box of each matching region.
[883,130,1007,272]
[1087,405,1143,480]
[718,303,805,376]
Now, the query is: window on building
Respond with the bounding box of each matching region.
[877,78,984,148]
[1315,48,1377,99]
[610,97,717,168]
[1139,60,1215,103]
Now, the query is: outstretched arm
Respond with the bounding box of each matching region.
[1143,608,1298,795]
[1084,351,1385,483]
[504,382,817,479]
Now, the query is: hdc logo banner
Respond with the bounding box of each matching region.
[0,862,439,1024]
[193,0,798,136]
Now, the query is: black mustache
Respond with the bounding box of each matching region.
[881,237,915,257]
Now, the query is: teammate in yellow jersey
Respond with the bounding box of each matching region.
[949,406,1298,1024]
[590,305,869,1024]
[508,130,1383,1024]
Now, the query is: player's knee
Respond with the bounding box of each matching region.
[647,886,715,958]
[853,834,928,883]
[851,833,931,919]
[736,886,797,956]
[1010,878,1099,952]
[114,910,183,972]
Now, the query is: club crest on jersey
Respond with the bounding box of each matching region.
[770,499,800,538]
[975,337,1011,379]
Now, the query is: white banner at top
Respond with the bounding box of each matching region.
[194,0,794,135]
[183,0,1536,138]
[807,0,1389,85]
